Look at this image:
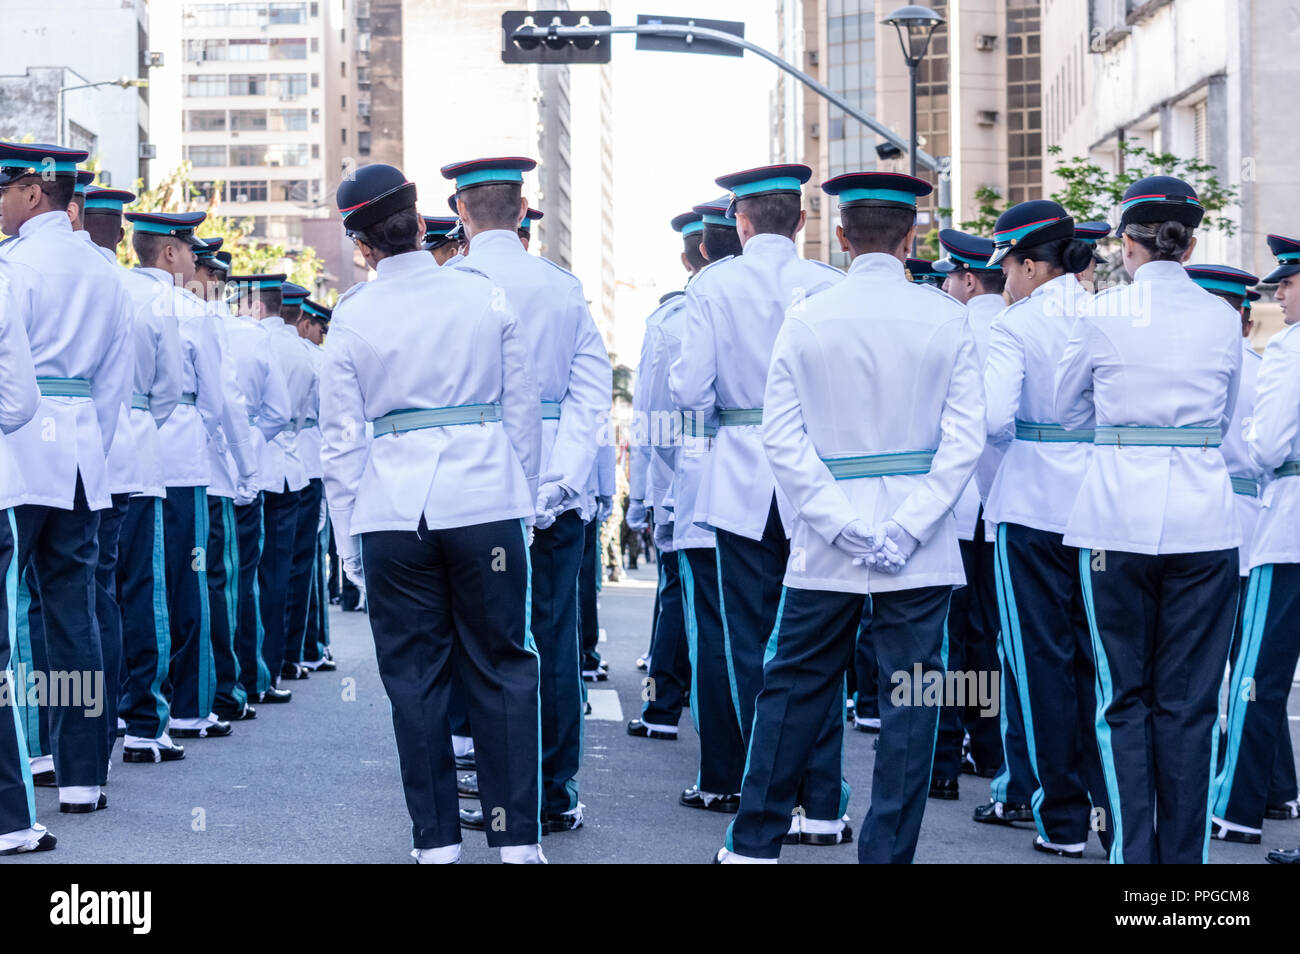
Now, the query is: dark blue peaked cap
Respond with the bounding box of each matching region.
[124,211,209,249]
[1185,264,1259,300]
[74,170,95,196]
[440,156,536,191]
[336,163,417,231]
[423,215,458,237]
[989,199,1075,267]
[822,171,932,210]
[906,258,943,284]
[933,228,998,273]
[1264,234,1300,284]
[671,211,704,236]
[280,281,310,304]
[302,299,332,322]
[1120,175,1204,230]
[0,141,89,183]
[83,186,135,215]
[717,163,811,217]
[693,195,737,227]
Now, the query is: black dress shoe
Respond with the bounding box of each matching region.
[0,830,56,855]
[585,701,592,715]
[60,793,107,814]
[929,777,960,800]
[459,808,485,831]
[280,662,310,681]
[679,786,740,813]
[213,703,257,721]
[170,719,233,739]
[1266,845,1300,864]
[1211,820,1261,844]
[798,824,853,846]
[32,770,56,788]
[458,773,479,799]
[123,741,186,764]
[626,719,677,740]
[973,800,1033,825]
[259,685,293,704]
[311,657,338,672]
[543,810,584,834]
[1265,801,1300,820]
[581,669,609,683]
[1033,836,1083,858]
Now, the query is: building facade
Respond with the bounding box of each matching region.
[0,0,152,190]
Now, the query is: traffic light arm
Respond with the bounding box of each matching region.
[511,21,946,176]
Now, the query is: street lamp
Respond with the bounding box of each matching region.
[882,5,944,180]
[57,76,149,148]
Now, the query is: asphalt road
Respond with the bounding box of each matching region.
[15,560,1295,864]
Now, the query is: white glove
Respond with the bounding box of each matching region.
[653,520,674,552]
[342,554,365,593]
[525,524,535,548]
[596,495,613,525]
[625,499,647,530]
[233,482,258,508]
[869,520,919,574]
[833,519,879,567]
[534,482,568,531]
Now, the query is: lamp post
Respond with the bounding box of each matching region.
[882,5,944,180]
[56,76,148,148]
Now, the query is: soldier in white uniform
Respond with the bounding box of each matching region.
[982,200,1111,858]
[1213,238,1300,846]
[323,162,544,863]
[0,258,48,852]
[0,142,132,812]
[718,171,983,864]
[930,229,1011,800]
[442,156,611,834]
[421,215,460,265]
[1056,175,1242,864]
[670,166,847,837]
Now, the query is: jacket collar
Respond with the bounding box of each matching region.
[375,248,438,279]
[740,233,797,258]
[1133,259,1193,283]
[847,252,906,278]
[19,210,71,238]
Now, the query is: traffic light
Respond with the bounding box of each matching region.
[501,10,613,64]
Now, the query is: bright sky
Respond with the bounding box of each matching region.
[608,0,778,365]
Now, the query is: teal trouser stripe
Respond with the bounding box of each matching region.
[923,608,952,801]
[678,551,701,736]
[194,487,214,716]
[519,519,543,842]
[1078,546,1125,864]
[1212,564,1272,818]
[5,507,35,825]
[838,672,852,818]
[13,568,41,756]
[990,627,1014,804]
[221,498,246,708]
[151,497,172,733]
[573,569,585,809]
[253,504,269,694]
[318,519,331,648]
[713,547,744,736]
[993,524,1048,842]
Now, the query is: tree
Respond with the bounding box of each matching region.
[959,186,1009,237]
[1047,141,1240,236]
[119,161,324,290]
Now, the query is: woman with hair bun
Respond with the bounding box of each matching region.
[1055,175,1243,864]
[980,200,1111,859]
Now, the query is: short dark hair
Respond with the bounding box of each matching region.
[13,173,76,211]
[702,224,743,262]
[456,182,523,232]
[974,269,1007,295]
[1122,220,1195,262]
[1205,288,1246,312]
[735,193,801,237]
[132,231,186,268]
[240,285,283,314]
[682,232,708,271]
[84,214,122,252]
[839,204,915,256]
[356,205,421,257]
[280,302,303,323]
[1007,237,1093,274]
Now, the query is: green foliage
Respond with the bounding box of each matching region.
[118,161,323,288]
[959,186,1009,237]
[1046,141,1240,236]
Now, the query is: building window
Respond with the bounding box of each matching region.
[271,179,310,202]
[311,144,320,159]
[228,3,269,28]
[248,216,268,237]
[231,145,269,167]
[184,38,227,62]
[230,109,269,132]
[310,108,320,124]
[358,130,371,156]
[310,37,319,53]
[341,128,347,144]
[270,38,308,60]
[192,180,223,202]
[228,74,267,96]
[183,4,228,28]
[228,39,269,61]
[1006,0,1043,204]
[185,145,227,167]
[269,3,307,25]
[185,74,228,97]
[310,2,319,17]
[270,108,309,131]
[185,110,226,132]
[268,144,310,166]
[230,181,269,203]
[268,73,309,97]
[311,72,320,89]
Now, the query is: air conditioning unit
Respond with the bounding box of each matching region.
[146,51,165,68]
[976,109,999,126]
[975,34,998,52]
[138,143,157,159]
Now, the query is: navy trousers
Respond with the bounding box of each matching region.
[681,547,744,793]
[579,517,601,672]
[12,567,49,758]
[14,477,106,788]
[163,485,214,720]
[0,508,36,836]
[302,516,330,664]
[117,496,171,739]
[640,551,688,727]
[990,612,1036,807]
[995,523,1109,848]
[258,487,298,683]
[1214,562,1300,830]
[934,534,1002,781]
[283,478,322,669]
[207,494,247,715]
[1082,546,1238,864]
[530,509,586,816]
[361,518,539,849]
[94,494,129,761]
[234,496,271,697]
[852,609,879,721]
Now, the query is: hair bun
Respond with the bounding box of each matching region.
[1062,238,1094,274]
[1155,220,1192,257]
